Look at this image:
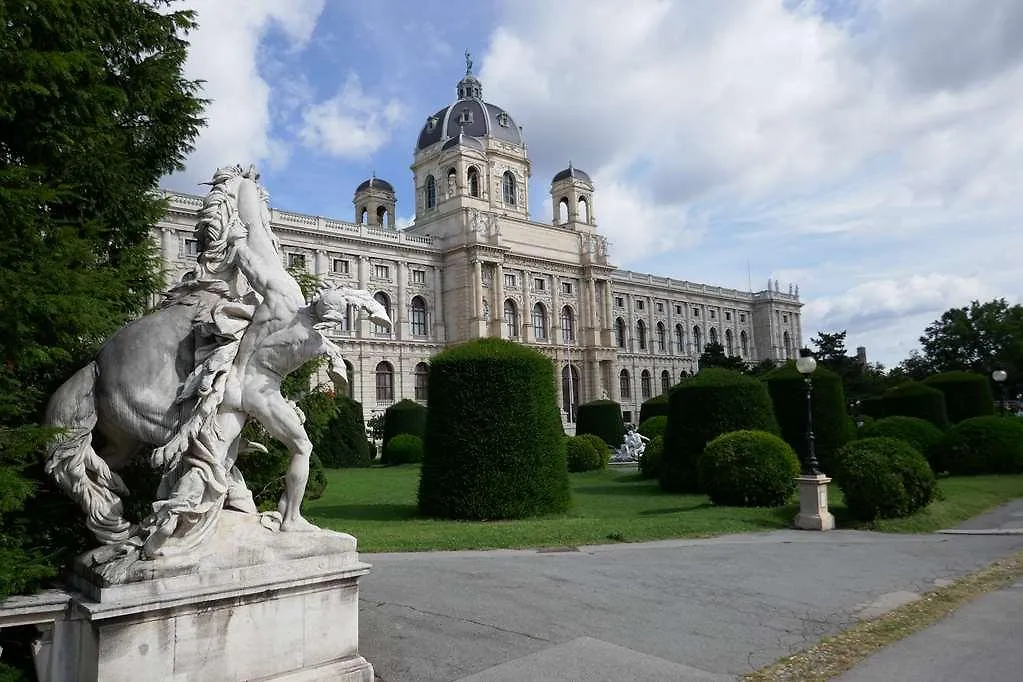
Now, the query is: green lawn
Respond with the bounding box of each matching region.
[304,466,1023,553]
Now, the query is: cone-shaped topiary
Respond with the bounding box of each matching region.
[575,399,626,450]
[661,368,780,493]
[858,416,944,468]
[764,362,854,474]
[381,399,427,463]
[317,395,372,468]
[923,371,995,424]
[881,382,948,430]
[697,430,800,507]
[417,338,570,520]
[931,416,1023,475]
[639,394,670,423]
[833,437,936,521]
[639,435,664,479]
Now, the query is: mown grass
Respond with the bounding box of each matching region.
[303,466,1023,553]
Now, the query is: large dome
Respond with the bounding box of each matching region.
[356,176,394,193]
[416,66,524,152]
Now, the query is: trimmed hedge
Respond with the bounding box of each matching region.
[834,437,936,521]
[637,416,668,442]
[639,394,670,424]
[697,430,800,507]
[383,433,424,465]
[661,368,780,493]
[764,362,854,474]
[565,435,609,472]
[575,399,626,450]
[639,435,663,479]
[881,382,948,430]
[858,416,944,465]
[932,416,1023,476]
[417,338,570,520]
[318,395,373,467]
[923,371,995,424]
[860,396,885,420]
[382,399,427,449]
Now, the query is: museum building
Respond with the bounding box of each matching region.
[154,64,804,427]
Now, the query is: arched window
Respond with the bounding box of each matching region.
[675,324,684,354]
[532,302,548,340]
[616,317,627,348]
[740,330,749,357]
[446,167,457,197]
[373,292,391,335]
[414,362,429,401]
[561,306,575,343]
[661,370,671,394]
[619,369,631,399]
[709,327,718,345]
[504,299,519,338]
[467,166,480,197]
[376,205,388,225]
[558,197,569,224]
[783,331,792,359]
[359,207,368,225]
[636,319,647,351]
[425,175,436,209]
[502,171,517,206]
[641,370,652,400]
[561,364,580,421]
[693,326,702,353]
[656,322,666,352]
[725,329,734,356]
[577,196,590,223]
[375,361,394,402]
[410,296,428,336]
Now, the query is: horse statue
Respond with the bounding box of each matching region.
[43,165,390,565]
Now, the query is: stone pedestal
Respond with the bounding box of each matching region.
[793,474,835,531]
[30,511,374,682]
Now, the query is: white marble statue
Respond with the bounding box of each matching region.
[43,165,390,568]
[613,424,650,462]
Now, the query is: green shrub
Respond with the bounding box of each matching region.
[834,437,936,521]
[318,396,372,468]
[417,338,570,520]
[575,399,625,450]
[639,435,664,479]
[237,426,328,512]
[860,396,885,419]
[932,416,1023,476]
[382,399,427,447]
[858,416,944,465]
[565,435,608,472]
[661,368,779,493]
[764,362,854,474]
[639,394,670,423]
[383,433,424,465]
[638,416,668,442]
[882,382,948,430]
[923,371,995,423]
[697,430,799,507]
[576,433,611,463]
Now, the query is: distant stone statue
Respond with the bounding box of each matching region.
[43,165,390,569]
[613,424,649,462]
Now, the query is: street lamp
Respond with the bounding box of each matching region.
[992,369,1008,416]
[795,349,821,475]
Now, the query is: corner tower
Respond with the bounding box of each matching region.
[551,163,596,232]
[354,175,396,228]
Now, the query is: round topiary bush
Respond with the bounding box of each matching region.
[383,433,424,465]
[417,338,570,520]
[923,371,995,424]
[575,433,611,464]
[565,435,608,472]
[697,430,800,507]
[931,416,1023,476]
[661,368,780,493]
[382,399,427,448]
[575,399,626,450]
[639,435,663,479]
[639,394,670,424]
[834,437,937,521]
[858,416,944,465]
[881,382,948,430]
[638,416,668,442]
[764,362,854,474]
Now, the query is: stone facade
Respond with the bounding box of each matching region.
[154,66,802,427]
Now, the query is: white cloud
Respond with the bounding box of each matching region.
[299,74,406,159]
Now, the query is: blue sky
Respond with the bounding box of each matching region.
[164,0,1023,368]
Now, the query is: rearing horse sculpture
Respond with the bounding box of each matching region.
[43,165,390,561]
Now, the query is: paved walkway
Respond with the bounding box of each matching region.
[358,500,1023,681]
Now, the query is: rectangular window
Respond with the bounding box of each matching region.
[675,305,683,315]
[656,302,664,313]
[534,277,546,292]
[693,308,700,317]
[375,369,393,402]
[740,313,746,323]
[184,238,200,257]
[287,253,306,270]
[412,269,426,285]
[783,314,789,323]
[505,273,517,288]
[623,410,632,424]
[374,264,390,280]
[615,296,624,308]
[725,311,732,321]
[710,309,716,319]
[636,300,645,311]
[562,281,573,295]
[332,258,350,275]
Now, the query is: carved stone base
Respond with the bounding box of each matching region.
[793,474,836,531]
[33,511,373,681]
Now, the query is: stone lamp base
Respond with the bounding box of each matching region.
[793,474,836,531]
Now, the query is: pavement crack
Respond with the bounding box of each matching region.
[363,598,555,643]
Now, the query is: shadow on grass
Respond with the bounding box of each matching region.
[573,484,665,496]
[638,502,714,515]
[308,503,419,521]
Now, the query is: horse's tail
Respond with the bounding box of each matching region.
[43,362,134,543]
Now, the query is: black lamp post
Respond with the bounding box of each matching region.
[795,349,821,475]
[992,370,1008,416]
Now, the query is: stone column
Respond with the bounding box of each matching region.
[494,262,505,337]
[521,268,531,342]
[604,280,614,347]
[396,260,406,340]
[358,256,370,339]
[551,275,562,344]
[587,277,598,346]
[433,266,445,341]
[315,249,329,277]
[472,259,483,322]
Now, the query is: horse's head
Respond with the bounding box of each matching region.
[311,285,392,331]
[199,164,275,249]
